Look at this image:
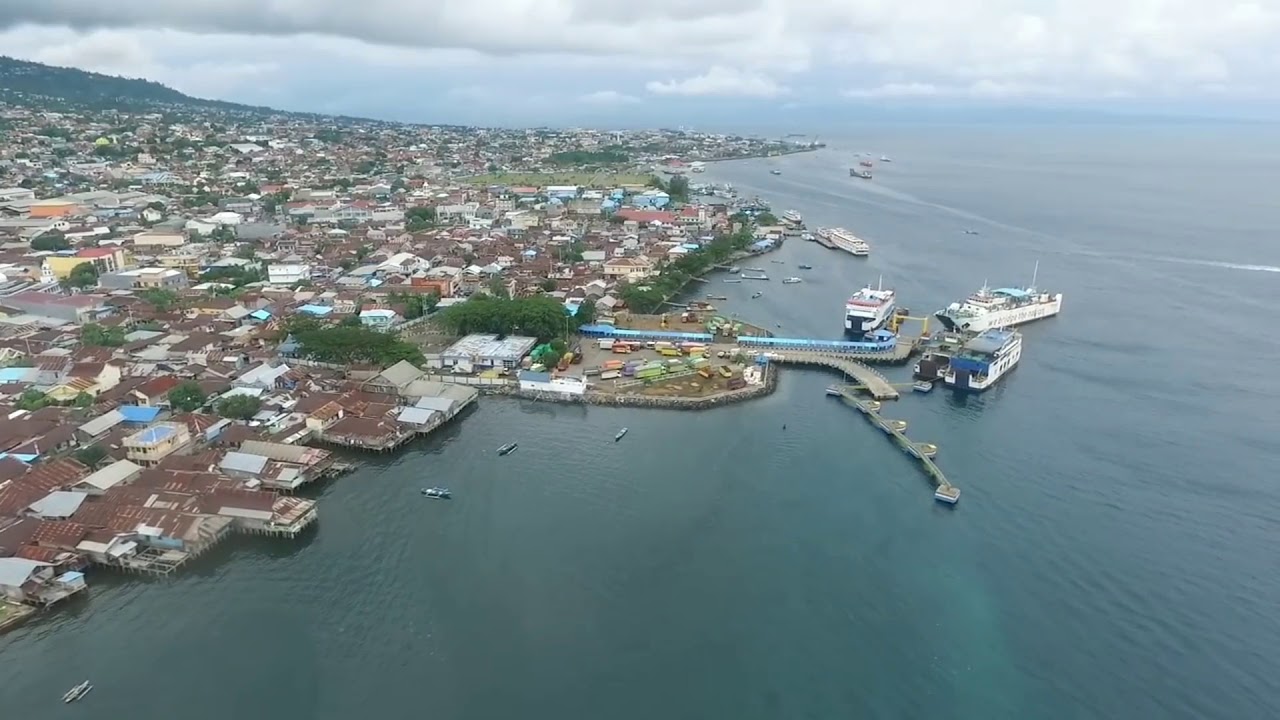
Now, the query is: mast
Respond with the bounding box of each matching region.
[1030,261,1039,290]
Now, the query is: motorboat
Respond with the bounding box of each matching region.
[797,264,813,270]
[880,156,892,162]
[782,277,801,284]
[421,487,452,499]
[770,169,782,175]
[615,428,629,442]
[63,682,92,704]
[751,291,763,299]
[913,381,934,393]
[728,266,740,273]
[723,279,742,284]
[497,442,518,455]
[962,229,980,235]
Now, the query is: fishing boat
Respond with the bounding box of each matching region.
[912,381,934,393]
[63,682,92,704]
[705,294,728,300]
[745,267,765,272]
[497,442,518,455]
[782,277,801,284]
[770,169,782,175]
[421,487,452,499]
[798,264,813,270]
[615,428,629,442]
[728,266,740,273]
[880,156,892,162]
[724,279,742,284]
[751,291,763,299]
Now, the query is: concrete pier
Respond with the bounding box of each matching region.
[831,389,960,502]
[772,353,901,399]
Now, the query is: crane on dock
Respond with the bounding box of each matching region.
[888,312,932,336]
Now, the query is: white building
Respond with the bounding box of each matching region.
[267,263,312,285]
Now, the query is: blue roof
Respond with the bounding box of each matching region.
[738,335,897,353]
[250,309,272,320]
[0,367,33,383]
[993,287,1032,299]
[298,304,333,316]
[577,325,714,342]
[564,302,581,316]
[521,371,552,383]
[119,405,162,423]
[135,425,175,444]
[0,453,36,463]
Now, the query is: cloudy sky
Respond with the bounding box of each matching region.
[2,1,1278,126]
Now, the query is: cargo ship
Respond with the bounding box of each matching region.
[943,328,1022,391]
[844,280,896,337]
[935,264,1062,333]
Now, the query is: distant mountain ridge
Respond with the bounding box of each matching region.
[0,55,312,118]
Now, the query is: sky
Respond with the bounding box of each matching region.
[2,1,1279,127]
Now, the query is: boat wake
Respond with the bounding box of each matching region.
[1150,257,1280,274]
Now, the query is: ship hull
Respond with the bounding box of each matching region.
[936,294,1062,333]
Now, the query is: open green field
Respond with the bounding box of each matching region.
[459,171,654,188]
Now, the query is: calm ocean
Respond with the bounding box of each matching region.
[3,124,1278,720]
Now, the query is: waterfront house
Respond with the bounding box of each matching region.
[0,557,87,606]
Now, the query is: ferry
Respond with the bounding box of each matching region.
[782,210,803,225]
[935,265,1062,333]
[782,277,802,284]
[421,487,452,499]
[497,442,518,455]
[844,280,896,337]
[63,681,92,704]
[615,428,629,442]
[825,227,870,256]
[943,328,1022,391]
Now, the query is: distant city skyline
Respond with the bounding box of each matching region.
[2,1,1278,126]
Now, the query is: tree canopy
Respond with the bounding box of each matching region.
[81,323,126,347]
[139,287,180,310]
[390,291,439,320]
[216,394,262,420]
[620,225,756,314]
[434,295,577,341]
[167,381,207,412]
[61,261,100,290]
[31,232,70,251]
[285,317,425,366]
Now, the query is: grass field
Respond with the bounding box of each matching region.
[460,171,654,188]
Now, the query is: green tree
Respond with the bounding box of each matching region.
[575,298,597,326]
[756,211,778,226]
[539,278,558,292]
[74,444,109,469]
[405,206,437,231]
[216,394,262,420]
[61,262,100,290]
[167,381,207,412]
[16,389,50,411]
[81,323,126,347]
[434,295,574,341]
[30,232,70,251]
[284,319,426,366]
[139,287,179,310]
[666,175,690,203]
[73,392,94,408]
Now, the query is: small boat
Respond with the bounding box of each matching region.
[913,381,934,393]
[705,294,727,300]
[615,428,629,442]
[770,169,782,175]
[880,156,892,162]
[63,681,92,704]
[745,267,765,272]
[728,266,740,273]
[797,263,813,270]
[934,486,961,504]
[859,160,873,167]
[851,169,872,179]
[782,277,801,284]
[421,487,452,499]
[800,233,814,241]
[962,229,980,235]
[825,385,843,396]
[770,259,785,264]
[497,442,518,455]
[751,291,763,299]
[723,279,742,284]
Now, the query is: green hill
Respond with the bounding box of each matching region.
[0,55,281,115]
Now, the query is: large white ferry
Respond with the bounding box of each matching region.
[935,264,1062,332]
[944,328,1022,391]
[817,227,870,256]
[782,210,803,225]
[844,281,896,336]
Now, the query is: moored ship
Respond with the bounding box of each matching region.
[782,209,803,225]
[819,227,870,256]
[935,264,1062,332]
[944,328,1022,391]
[844,281,896,337]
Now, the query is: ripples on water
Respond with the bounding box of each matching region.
[4,125,1280,720]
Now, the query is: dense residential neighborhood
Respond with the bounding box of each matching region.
[0,85,808,625]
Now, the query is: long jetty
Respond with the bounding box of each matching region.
[833,389,959,501]
[767,352,902,399]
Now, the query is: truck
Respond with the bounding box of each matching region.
[717,366,734,379]
[557,353,573,371]
[571,345,583,364]
[658,347,682,357]
[636,367,665,380]
[612,343,632,354]
[600,370,621,380]
[727,377,746,390]
[697,367,713,379]
[598,339,615,350]
[654,341,675,351]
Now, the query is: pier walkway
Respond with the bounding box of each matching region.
[736,335,917,365]
[831,388,959,501]
[767,352,901,399]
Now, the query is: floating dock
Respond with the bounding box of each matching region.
[829,387,960,503]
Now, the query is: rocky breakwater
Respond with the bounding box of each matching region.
[515,364,778,410]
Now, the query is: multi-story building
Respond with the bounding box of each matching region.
[123,423,193,467]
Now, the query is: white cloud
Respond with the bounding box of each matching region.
[579,90,640,105]
[3,1,1280,106]
[646,66,788,98]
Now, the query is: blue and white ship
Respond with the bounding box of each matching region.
[844,279,895,337]
[943,328,1022,391]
